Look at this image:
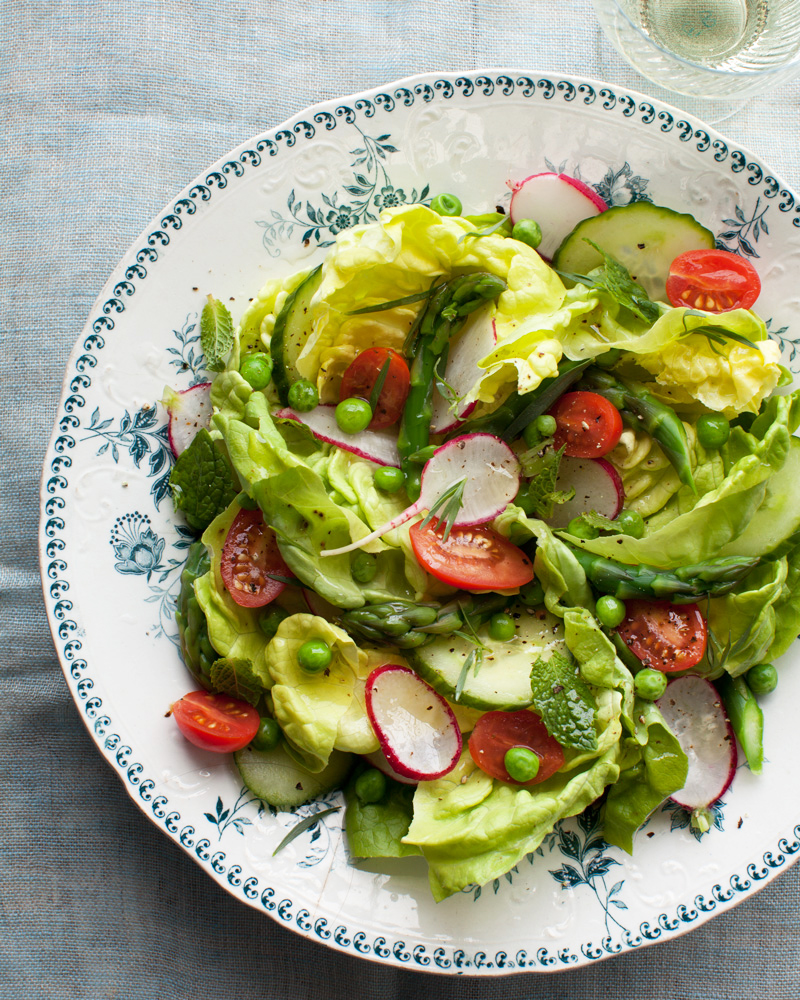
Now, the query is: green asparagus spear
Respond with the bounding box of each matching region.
[568,545,759,601]
[398,272,506,497]
[339,593,507,649]
[174,541,218,688]
[580,369,697,493]
[716,674,764,773]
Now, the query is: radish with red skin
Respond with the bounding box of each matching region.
[162,382,213,456]
[430,308,497,435]
[547,456,624,530]
[509,173,607,260]
[656,676,737,810]
[276,404,402,467]
[321,432,520,557]
[365,664,462,780]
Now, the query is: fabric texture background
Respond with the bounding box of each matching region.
[3,1,800,996]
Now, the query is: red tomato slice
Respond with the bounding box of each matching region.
[409,521,534,591]
[617,599,707,672]
[549,391,623,458]
[468,709,565,785]
[172,690,260,752]
[340,347,410,429]
[666,249,761,312]
[220,507,290,608]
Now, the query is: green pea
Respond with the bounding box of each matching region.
[519,579,544,607]
[595,348,622,369]
[239,352,273,390]
[634,668,668,701]
[374,466,404,493]
[504,746,540,783]
[259,606,290,638]
[514,483,536,517]
[596,594,626,629]
[697,413,731,449]
[352,552,378,584]
[430,193,463,217]
[522,423,541,449]
[511,219,543,250]
[746,661,778,696]
[355,768,387,803]
[335,397,373,434]
[488,612,516,641]
[614,508,645,539]
[250,717,281,752]
[288,378,319,412]
[297,638,332,673]
[567,517,599,540]
[535,414,557,437]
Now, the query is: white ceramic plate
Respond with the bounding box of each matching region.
[40,70,800,974]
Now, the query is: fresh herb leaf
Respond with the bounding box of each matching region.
[679,310,760,354]
[169,429,240,532]
[520,445,574,519]
[200,294,234,372]
[348,284,444,316]
[209,657,264,706]
[272,807,340,856]
[502,360,591,442]
[555,241,660,325]
[457,215,513,245]
[454,648,478,701]
[368,356,392,412]
[570,510,627,535]
[530,651,598,752]
[420,477,467,541]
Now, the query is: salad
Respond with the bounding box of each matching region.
[164,176,800,903]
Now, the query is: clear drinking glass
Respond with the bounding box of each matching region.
[591,0,800,99]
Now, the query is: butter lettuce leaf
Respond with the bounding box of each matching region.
[266,613,378,771]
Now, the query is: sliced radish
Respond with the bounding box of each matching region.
[365,664,462,781]
[509,173,606,261]
[361,747,418,786]
[430,309,497,434]
[657,676,737,810]
[321,432,520,557]
[162,382,213,456]
[548,456,624,530]
[276,405,401,467]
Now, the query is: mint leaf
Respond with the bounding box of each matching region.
[209,657,265,706]
[530,651,598,751]
[571,510,627,535]
[200,294,234,372]
[169,428,239,532]
[556,241,660,325]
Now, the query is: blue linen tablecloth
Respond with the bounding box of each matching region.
[4,2,800,996]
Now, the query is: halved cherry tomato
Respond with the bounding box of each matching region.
[468,709,565,785]
[548,391,623,458]
[409,521,534,591]
[617,599,707,672]
[220,507,290,608]
[172,690,260,752]
[340,347,410,429]
[666,249,761,312]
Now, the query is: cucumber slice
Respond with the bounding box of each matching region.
[408,608,567,711]
[271,264,323,405]
[234,741,352,809]
[552,202,714,303]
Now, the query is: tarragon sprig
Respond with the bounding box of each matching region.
[419,477,466,541]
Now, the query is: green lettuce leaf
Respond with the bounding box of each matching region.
[603,700,688,854]
[266,613,378,771]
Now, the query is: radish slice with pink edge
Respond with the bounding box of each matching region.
[548,456,624,530]
[321,432,520,557]
[275,405,401,467]
[656,676,737,810]
[365,664,462,780]
[509,173,607,261]
[161,382,213,457]
[361,746,418,786]
[430,307,497,435]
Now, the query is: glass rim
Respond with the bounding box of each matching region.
[599,0,800,80]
